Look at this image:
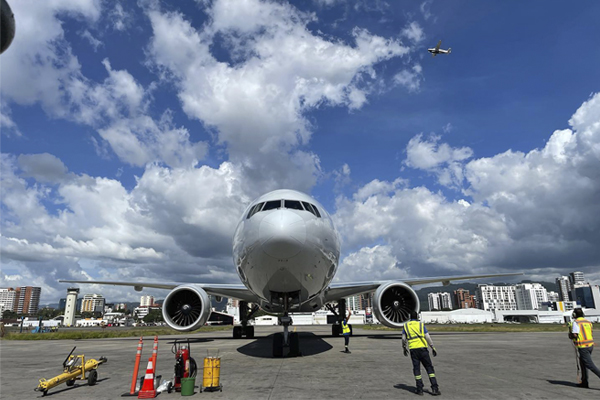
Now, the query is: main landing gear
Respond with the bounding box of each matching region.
[233,301,259,339]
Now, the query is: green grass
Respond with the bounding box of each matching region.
[1,325,232,340]
[360,323,600,333]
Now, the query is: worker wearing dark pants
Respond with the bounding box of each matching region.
[342,309,351,353]
[569,308,600,388]
[403,311,440,396]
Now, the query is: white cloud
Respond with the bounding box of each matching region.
[0,153,250,302]
[404,133,473,187]
[81,30,103,51]
[146,0,409,189]
[402,21,424,43]
[17,153,69,183]
[393,64,423,93]
[0,102,21,136]
[420,1,434,21]
[110,3,130,31]
[334,92,600,281]
[337,245,409,282]
[97,113,208,168]
[0,0,101,115]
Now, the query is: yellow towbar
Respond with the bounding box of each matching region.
[35,346,107,396]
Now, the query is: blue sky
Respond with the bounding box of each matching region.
[1,0,600,303]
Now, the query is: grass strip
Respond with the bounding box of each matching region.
[2,325,231,340]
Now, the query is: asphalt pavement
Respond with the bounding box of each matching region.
[0,325,596,399]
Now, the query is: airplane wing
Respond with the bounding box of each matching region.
[435,40,442,51]
[59,280,260,303]
[323,272,522,302]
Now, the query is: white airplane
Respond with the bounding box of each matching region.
[62,189,520,357]
[428,40,451,57]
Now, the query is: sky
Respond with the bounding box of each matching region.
[1,0,600,304]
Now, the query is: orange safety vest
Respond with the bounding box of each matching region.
[573,318,594,348]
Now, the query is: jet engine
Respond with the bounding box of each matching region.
[162,284,211,331]
[373,282,420,328]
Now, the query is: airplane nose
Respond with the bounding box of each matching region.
[259,210,306,258]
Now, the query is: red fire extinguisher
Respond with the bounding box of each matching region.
[172,339,197,392]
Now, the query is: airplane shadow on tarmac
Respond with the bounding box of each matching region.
[236,332,333,358]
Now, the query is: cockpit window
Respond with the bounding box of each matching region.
[301,201,321,218]
[284,200,304,211]
[247,199,321,219]
[262,200,282,211]
[246,202,264,219]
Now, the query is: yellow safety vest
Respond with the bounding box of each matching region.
[342,321,350,335]
[574,318,594,348]
[404,321,428,349]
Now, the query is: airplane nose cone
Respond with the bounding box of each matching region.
[259,210,306,258]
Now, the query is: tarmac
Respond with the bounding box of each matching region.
[1,325,597,399]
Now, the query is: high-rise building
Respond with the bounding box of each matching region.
[81,294,105,314]
[454,288,476,309]
[0,288,18,313]
[556,276,572,302]
[64,288,79,327]
[16,286,41,315]
[140,295,155,307]
[476,285,517,311]
[571,286,598,308]
[346,293,373,311]
[515,283,548,310]
[569,271,585,287]
[58,298,67,311]
[428,292,452,311]
[347,295,361,311]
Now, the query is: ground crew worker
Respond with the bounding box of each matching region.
[569,308,600,388]
[342,309,351,353]
[402,311,440,396]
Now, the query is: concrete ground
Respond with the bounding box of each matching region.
[1,325,597,399]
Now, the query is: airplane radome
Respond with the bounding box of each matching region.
[61,189,520,357]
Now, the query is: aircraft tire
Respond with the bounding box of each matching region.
[289,332,300,356]
[332,324,341,337]
[233,326,242,339]
[273,333,284,358]
[245,326,254,338]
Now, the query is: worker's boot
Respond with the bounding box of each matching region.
[415,388,423,396]
[344,347,351,354]
[577,382,589,388]
[431,387,441,396]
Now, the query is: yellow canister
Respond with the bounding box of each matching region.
[202,357,221,388]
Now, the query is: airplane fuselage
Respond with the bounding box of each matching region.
[232,189,341,313]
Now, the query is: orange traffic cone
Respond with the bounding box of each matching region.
[137,357,157,399]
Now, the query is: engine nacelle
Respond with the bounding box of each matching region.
[162,284,211,331]
[373,282,420,328]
